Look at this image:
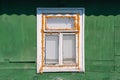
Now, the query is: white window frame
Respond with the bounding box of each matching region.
[37,8,85,73]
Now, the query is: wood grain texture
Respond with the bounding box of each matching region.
[0,0,120,80]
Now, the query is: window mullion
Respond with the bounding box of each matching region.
[59,33,63,65]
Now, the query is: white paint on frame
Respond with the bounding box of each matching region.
[37,8,85,73]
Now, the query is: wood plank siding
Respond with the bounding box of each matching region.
[0,0,120,80]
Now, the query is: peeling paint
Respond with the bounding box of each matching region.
[44,64,78,68]
[77,14,80,70]
[39,15,45,73]
[45,15,77,30]
[40,14,81,72]
[38,9,84,72]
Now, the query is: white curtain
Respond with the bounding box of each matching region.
[63,34,76,64]
[45,35,59,65]
[46,18,74,29]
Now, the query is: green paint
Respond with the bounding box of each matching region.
[86,60,114,72]
[0,0,120,80]
[0,14,36,62]
[0,62,35,69]
[85,16,114,60]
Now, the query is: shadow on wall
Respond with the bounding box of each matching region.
[0,0,120,16]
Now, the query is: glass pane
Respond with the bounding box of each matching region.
[45,35,59,65]
[46,18,74,29]
[63,34,76,64]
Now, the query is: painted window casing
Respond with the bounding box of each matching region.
[37,8,85,73]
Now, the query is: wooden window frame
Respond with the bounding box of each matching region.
[44,33,78,67]
[37,8,85,73]
[45,15,77,30]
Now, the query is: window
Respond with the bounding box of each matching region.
[37,8,85,73]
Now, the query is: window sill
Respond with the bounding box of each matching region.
[42,67,85,72]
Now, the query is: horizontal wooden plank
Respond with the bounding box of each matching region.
[115,56,120,66]
[85,16,114,60]
[32,72,113,80]
[0,69,114,80]
[113,72,120,80]
[115,16,120,56]
[115,28,120,42]
[115,44,120,55]
[115,66,120,72]
[0,62,35,69]
[85,60,114,72]
[0,15,36,61]
[115,27,120,55]
[114,15,120,28]
[84,72,113,80]
[114,56,120,72]
[0,69,36,80]
[36,72,113,80]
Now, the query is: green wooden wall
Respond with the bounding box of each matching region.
[0,0,120,80]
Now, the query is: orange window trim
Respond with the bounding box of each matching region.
[39,15,45,73]
[44,64,78,68]
[45,15,77,30]
[40,14,81,72]
[77,14,80,70]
